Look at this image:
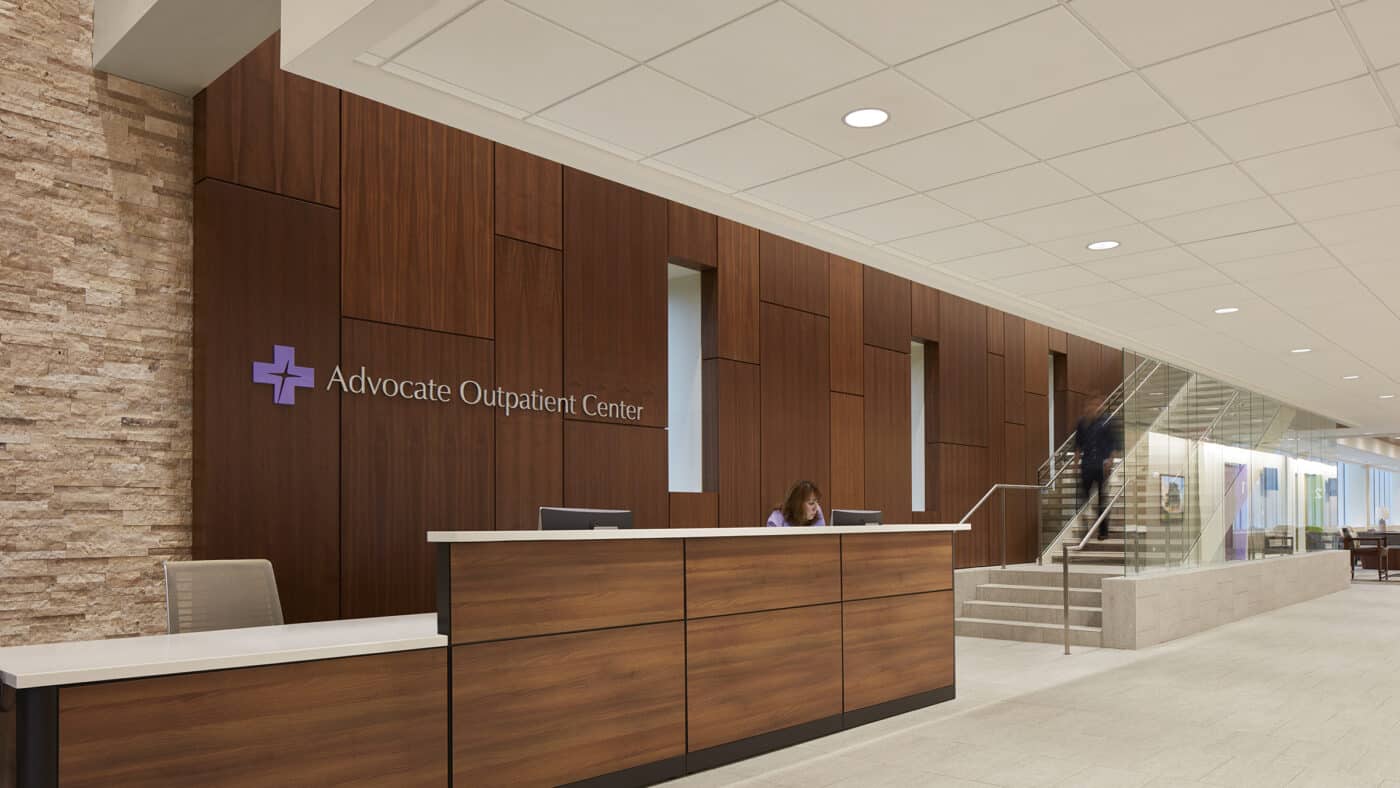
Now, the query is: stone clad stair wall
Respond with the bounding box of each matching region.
[954,568,1105,648]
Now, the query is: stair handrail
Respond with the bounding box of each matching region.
[1197,390,1240,442]
[1038,357,1159,484]
[1172,462,1251,569]
[958,483,1045,569]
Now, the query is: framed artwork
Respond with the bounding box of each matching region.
[1161,474,1185,515]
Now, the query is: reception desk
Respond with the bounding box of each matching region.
[433,524,966,786]
[1,524,964,787]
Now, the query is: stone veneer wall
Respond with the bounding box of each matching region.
[0,1,193,644]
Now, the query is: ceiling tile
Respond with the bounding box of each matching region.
[823,195,971,243]
[652,119,839,191]
[898,8,1126,117]
[1214,248,1340,280]
[887,223,1025,265]
[1078,246,1206,280]
[988,196,1134,243]
[1305,204,1400,246]
[1049,124,1227,193]
[1037,223,1175,262]
[1196,76,1392,160]
[764,70,966,156]
[368,0,480,60]
[539,67,748,156]
[1382,64,1400,109]
[786,0,1056,64]
[1328,237,1400,267]
[1086,298,1186,329]
[991,264,1100,294]
[650,3,883,114]
[936,245,1065,279]
[1141,13,1365,118]
[511,0,767,60]
[1069,0,1330,67]
[744,160,911,218]
[983,74,1182,158]
[929,163,1088,220]
[1240,128,1400,193]
[1149,198,1294,244]
[393,0,634,113]
[1032,282,1138,308]
[1120,266,1233,295]
[856,122,1034,191]
[1102,166,1264,221]
[1152,282,1264,316]
[1276,170,1400,223]
[1346,0,1400,69]
[1185,225,1318,263]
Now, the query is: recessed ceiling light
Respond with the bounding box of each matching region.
[843,108,888,128]
[1343,375,1360,380]
[1291,348,1312,354]
[1382,394,1396,400]
[1086,240,1120,251]
[1214,307,1239,314]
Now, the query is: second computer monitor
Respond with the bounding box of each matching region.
[538,507,633,530]
[830,509,882,526]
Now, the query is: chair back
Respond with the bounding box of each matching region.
[164,559,284,634]
[1341,527,1357,550]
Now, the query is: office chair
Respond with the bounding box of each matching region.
[164,559,285,634]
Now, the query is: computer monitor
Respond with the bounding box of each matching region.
[830,509,882,526]
[538,507,633,530]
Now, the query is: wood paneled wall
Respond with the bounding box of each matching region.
[192,38,1125,618]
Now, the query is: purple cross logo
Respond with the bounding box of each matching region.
[252,345,315,406]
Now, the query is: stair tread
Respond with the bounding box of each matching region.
[964,600,1102,612]
[977,583,1102,593]
[955,617,1102,633]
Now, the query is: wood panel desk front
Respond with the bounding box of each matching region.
[433,524,966,787]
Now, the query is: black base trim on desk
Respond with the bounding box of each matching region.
[842,685,956,729]
[685,714,843,774]
[17,686,58,788]
[559,755,686,788]
[435,543,451,638]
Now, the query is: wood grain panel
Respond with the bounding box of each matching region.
[686,536,840,618]
[564,420,670,528]
[341,319,494,618]
[911,283,940,342]
[932,444,990,568]
[687,605,842,751]
[759,232,829,315]
[761,303,831,517]
[1066,333,1099,395]
[495,236,562,529]
[987,354,1007,563]
[58,649,447,788]
[843,592,954,711]
[1004,422,1032,564]
[1024,320,1049,397]
[986,307,1005,355]
[342,93,493,337]
[864,346,912,524]
[564,169,667,426]
[703,219,760,364]
[937,293,989,447]
[192,179,340,624]
[454,624,684,787]
[668,202,717,269]
[1025,393,1050,482]
[842,532,953,600]
[669,492,718,529]
[449,539,683,643]
[704,359,762,526]
[862,266,911,354]
[494,143,562,248]
[1049,327,1068,354]
[829,256,864,395]
[195,33,339,207]
[1004,313,1026,424]
[1100,342,1123,397]
[830,393,865,512]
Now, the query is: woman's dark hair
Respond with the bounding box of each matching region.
[775,480,822,526]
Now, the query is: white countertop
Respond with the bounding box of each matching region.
[429,523,969,542]
[0,613,444,689]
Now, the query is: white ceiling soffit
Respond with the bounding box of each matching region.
[280,0,1400,432]
[94,0,280,96]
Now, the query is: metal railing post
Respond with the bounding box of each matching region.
[1000,488,1007,569]
[1062,543,1071,655]
[1036,490,1044,566]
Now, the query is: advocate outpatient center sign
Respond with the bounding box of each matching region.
[252,344,646,422]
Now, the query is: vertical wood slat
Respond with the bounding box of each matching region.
[669,492,718,529]
[760,303,831,519]
[911,283,940,342]
[703,219,760,364]
[937,293,989,448]
[495,236,563,530]
[563,421,669,529]
[830,393,865,512]
[1004,313,1026,425]
[864,346,912,524]
[862,266,911,354]
[495,144,562,249]
[341,93,494,338]
[759,232,829,315]
[668,202,717,270]
[829,256,864,395]
[704,359,762,526]
[1024,320,1049,397]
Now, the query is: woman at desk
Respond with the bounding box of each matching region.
[766,480,825,527]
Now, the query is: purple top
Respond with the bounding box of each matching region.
[765,506,826,528]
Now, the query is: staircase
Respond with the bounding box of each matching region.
[954,566,1107,647]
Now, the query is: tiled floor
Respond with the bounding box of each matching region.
[666,582,1400,788]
